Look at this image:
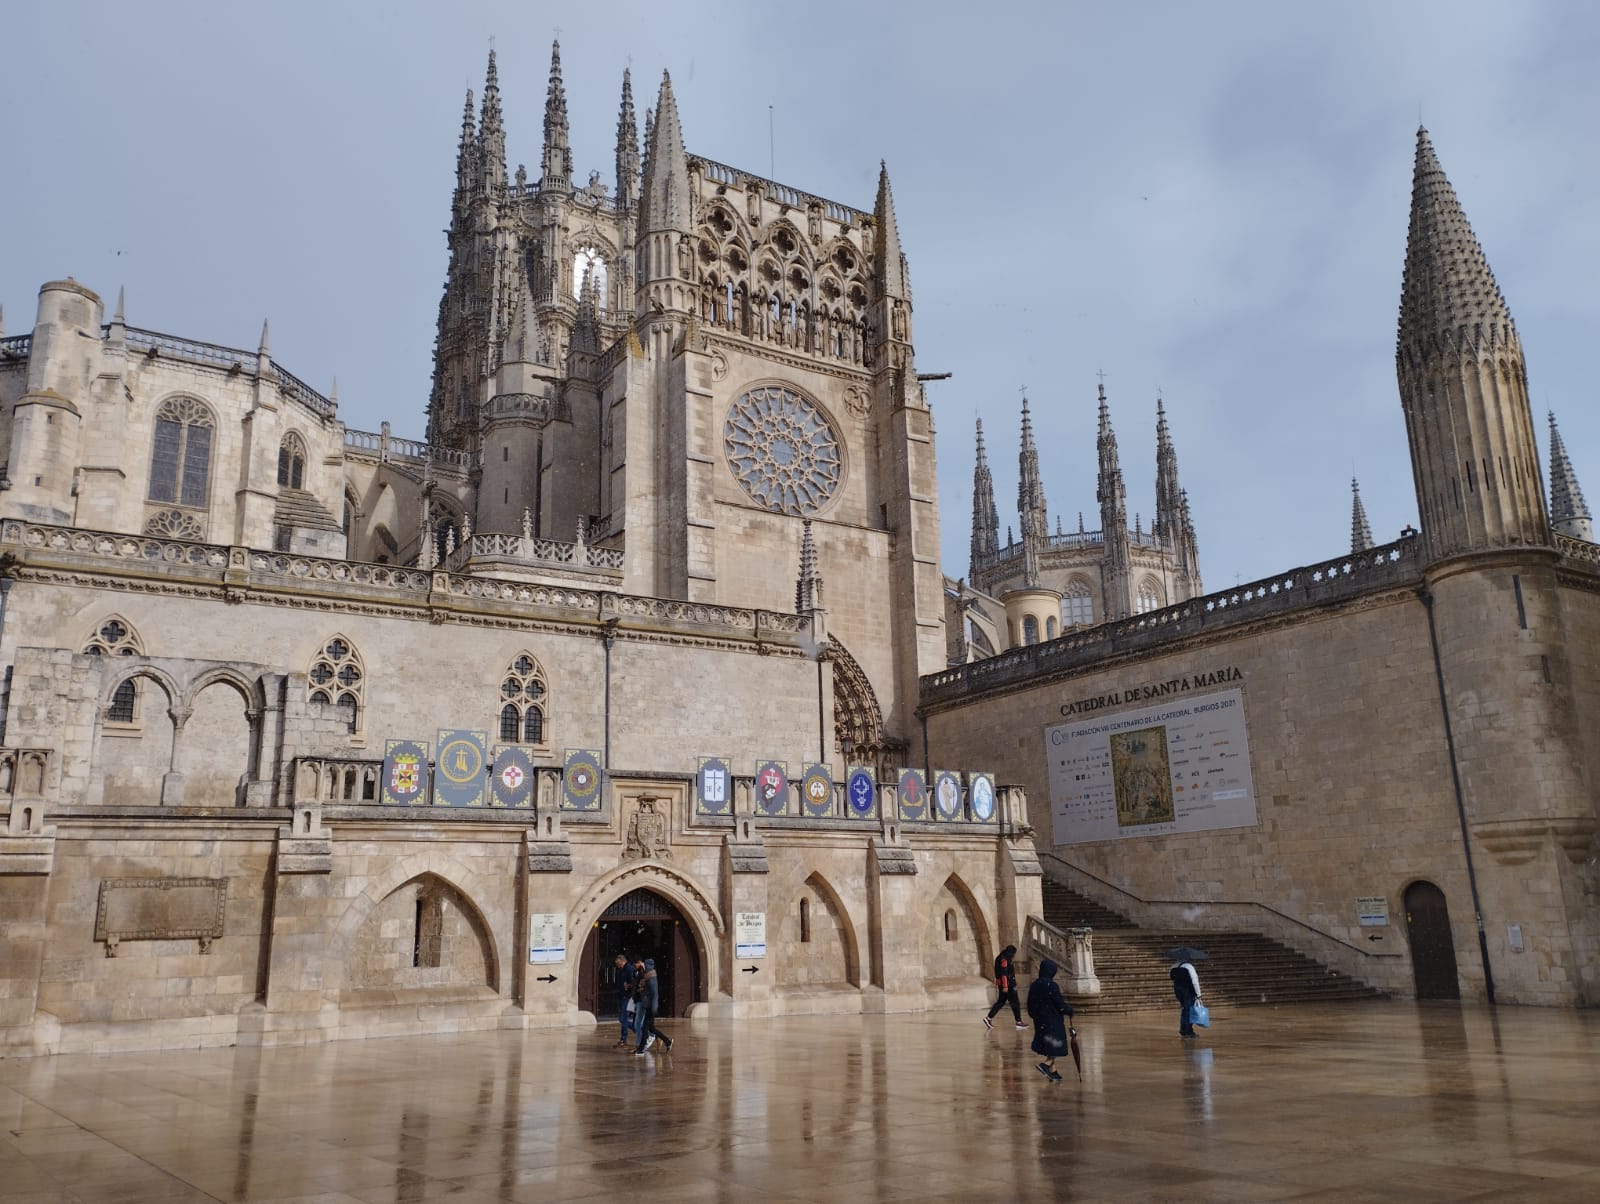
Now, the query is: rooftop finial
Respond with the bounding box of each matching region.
[1351,477,1374,552]
[1548,410,1593,541]
[258,319,270,357]
[542,38,572,189]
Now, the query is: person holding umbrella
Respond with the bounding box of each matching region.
[1025,958,1077,1081]
[1167,947,1205,1038]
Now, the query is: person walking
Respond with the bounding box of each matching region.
[633,957,673,1055]
[613,953,637,1048]
[983,944,1025,1031]
[1171,956,1201,1038]
[1025,959,1074,1082]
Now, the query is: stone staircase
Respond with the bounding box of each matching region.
[1040,879,1386,1013]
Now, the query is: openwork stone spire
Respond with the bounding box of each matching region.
[615,68,639,211]
[1548,411,1593,541]
[795,519,824,612]
[452,88,477,212]
[477,50,506,195]
[542,40,572,190]
[1396,128,1549,561]
[1096,383,1131,620]
[640,72,690,234]
[1016,396,1048,552]
[873,162,909,301]
[1351,477,1374,552]
[1152,398,1182,549]
[970,419,1000,575]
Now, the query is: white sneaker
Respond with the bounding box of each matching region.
[644,1034,657,1051]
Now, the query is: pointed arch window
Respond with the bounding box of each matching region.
[498,653,549,746]
[1063,582,1094,627]
[84,617,144,727]
[147,397,214,509]
[308,636,364,735]
[1022,616,1040,645]
[278,432,307,489]
[1135,581,1163,614]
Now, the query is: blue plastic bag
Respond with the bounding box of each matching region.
[1189,1001,1210,1028]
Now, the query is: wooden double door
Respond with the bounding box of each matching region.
[578,888,702,1019]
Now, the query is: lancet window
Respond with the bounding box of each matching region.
[498,653,548,746]
[84,616,145,725]
[278,432,307,489]
[1063,583,1094,627]
[146,396,214,509]
[1136,581,1164,614]
[308,635,363,735]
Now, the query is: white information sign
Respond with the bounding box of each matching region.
[1047,687,1257,845]
[528,912,566,964]
[735,911,767,959]
[1356,897,1389,927]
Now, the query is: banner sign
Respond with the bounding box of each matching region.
[381,739,430,806]
[1046,687,1258,845]
[490,746,535,809]
[528,912,565,963]
[562,749,603,810]
[800,764,833,817]
[695,756,732,816]
[897,768,927,820]
[754,761,788,816]
[735,911,767,959]
[434,729,488,807]
[933,770,963,821]
[969,772,997,822]
[846,766,876,818]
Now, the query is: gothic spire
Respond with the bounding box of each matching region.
[1152,397,1183,550]
[1096,383,1132,620]
[571,260,601,355]
[454,88,477,198]
[1548,411,1593,541]
[1395,128,1549,561]
[795,519,824,613]
[477,50,507,195]
[640,72,690,234]
[1017,395,1048,549]
[873,162,909,301]
[541,40,572,191]
[1351,477,1374,552]
[615,68,640,211]
[970,418,1000,575]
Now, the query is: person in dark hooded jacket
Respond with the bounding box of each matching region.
[1025,959,1074,1081]
[632,958,673,1055]
[984,944,1025,1030]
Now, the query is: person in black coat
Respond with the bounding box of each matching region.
[1025,958,1074,1082]
[984,944,1025,1030]
[614,953,638,1048]
[1171,958,1201,1037]
[633,958,673,1055]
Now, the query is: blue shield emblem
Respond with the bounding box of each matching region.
[897,769,927,820]
[800,764,833,817]
[490,746,535,809]
[381,740,430,806]
[846,766,876,817]
[435,729,488,807]
[562,749,603,810]
[696,756,732,815]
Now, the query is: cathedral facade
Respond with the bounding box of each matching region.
[0,46,1035,1056]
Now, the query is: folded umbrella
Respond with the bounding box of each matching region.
[1068,1025,1083,1078]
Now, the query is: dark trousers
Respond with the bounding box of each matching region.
[987,986,1020,1022]
[636,1007,662,1049]
[1178,1001,1196,1035]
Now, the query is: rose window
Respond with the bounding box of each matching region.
[724,386,842,515]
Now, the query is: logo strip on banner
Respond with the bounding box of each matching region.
[897,768,927,821]
[490,746,535,809]
[933,770,963,821]
[845,766,876,818]
[562,749,603,810]
[800,763,833,817]
[696,756,732,816]
[434,729,488,807]
[753,760,788,816]
[381,739,430,806]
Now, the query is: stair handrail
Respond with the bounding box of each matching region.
[1040,850,1404,962]
[1024,913,1101,997]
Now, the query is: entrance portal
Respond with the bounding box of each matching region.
[578,888,703,1019]
[1404,880,1460,1000]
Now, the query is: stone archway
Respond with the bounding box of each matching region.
[578,888,704,1019]
[829,636,907,776]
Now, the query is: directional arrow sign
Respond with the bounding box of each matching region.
[741,965,760,974]
[537,974,558,983]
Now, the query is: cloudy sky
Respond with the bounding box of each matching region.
[5,1,1597,589]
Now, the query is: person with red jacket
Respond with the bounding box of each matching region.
[983,944,1025,1030]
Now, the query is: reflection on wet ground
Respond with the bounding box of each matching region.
[2,1001,1598,1201]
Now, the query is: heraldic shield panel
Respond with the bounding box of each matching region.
[490,746,535,808]
[381,740,430,806]
[845,766,876,818]
[897,768,927,821]
[435,729,489,807]
[969,772,997,822]
[696,756,732,816]
[753,761,788,816]
[562,749,603,810]
[800,763,833,818]
[933,770,964,821]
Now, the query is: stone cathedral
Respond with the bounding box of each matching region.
[1,36,1598,1058]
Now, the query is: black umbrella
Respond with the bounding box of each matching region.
[1068,1025,1083,1078]
[1162,946,1208,962]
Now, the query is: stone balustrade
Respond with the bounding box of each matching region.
[1025,913,1100,996]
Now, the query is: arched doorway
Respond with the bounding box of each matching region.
[1404,880,1460,1000]
[578,888,703,1019]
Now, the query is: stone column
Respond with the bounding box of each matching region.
[719,808,770,1018]
[865,818,922,1011]
[522,804,572,1026]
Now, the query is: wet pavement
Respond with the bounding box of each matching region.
[1,1001,1598,1201]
